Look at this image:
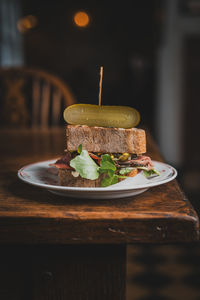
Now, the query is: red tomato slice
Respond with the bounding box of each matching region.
[89,153,99,160]
[51,163,73,170]
[89,153,102,165]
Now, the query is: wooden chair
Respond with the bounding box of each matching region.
[0,67,76,128]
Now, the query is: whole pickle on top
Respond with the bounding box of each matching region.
[63,104,140,128]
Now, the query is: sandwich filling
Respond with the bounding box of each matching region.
[52,145,160,187]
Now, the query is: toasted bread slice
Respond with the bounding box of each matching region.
[66,125,146,154]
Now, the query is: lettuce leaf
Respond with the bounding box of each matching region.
[141,168,160,177]
[70,150,99,180]
[77,144,82,154]
[98,154,119,187]
[99,154,116,173]
[119,167,135,175]
[101,174,118,187]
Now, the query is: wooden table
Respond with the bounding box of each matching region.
[0,128,199,300]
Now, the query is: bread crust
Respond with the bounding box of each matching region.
[66,125,146,154]
[59,168,138,187]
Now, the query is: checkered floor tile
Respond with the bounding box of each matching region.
[127,244,200,300]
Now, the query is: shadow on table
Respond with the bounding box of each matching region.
[4,171,137,207]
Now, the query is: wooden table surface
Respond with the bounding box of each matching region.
[0,128,199,244]
[0,128,199,300]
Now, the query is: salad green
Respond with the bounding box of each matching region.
[137,166,160,177]
[70,150,99,180]
[69,145,160,187]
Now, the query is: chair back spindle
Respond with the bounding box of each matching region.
[52,89,62,127]
[0,67,76,128]
[32,78,40,128]
[41,82,50,129]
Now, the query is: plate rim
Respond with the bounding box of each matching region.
[17,159,177,192]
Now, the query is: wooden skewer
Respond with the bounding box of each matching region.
[98,66,103,106]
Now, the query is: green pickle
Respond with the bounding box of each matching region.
[63,104,140,128]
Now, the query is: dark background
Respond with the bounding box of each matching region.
[21,0,159,131]
[0,0,199,217]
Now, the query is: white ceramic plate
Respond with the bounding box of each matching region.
[18,159,177,199]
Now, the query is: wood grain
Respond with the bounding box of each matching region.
[0,245,126,300]
[0,129,199,244]
[33,245,126,300]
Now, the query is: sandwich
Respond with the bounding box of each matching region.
[52,124,159,187]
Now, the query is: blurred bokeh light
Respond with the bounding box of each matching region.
[73,11,90,28]
[17,15,38,33]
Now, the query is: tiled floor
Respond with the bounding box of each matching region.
[126,181,200,300]
[127,244,200,300]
